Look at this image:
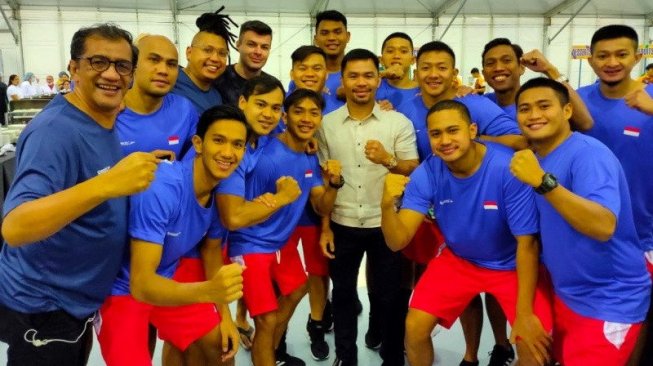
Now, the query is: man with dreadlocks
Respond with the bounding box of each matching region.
[172,6,237,114]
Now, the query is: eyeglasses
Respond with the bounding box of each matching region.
[191,45,229,59]
[77,55,134,76]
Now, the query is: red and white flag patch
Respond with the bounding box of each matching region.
[168,135,180,145]
[483,201,498,210]
[305,169,313,178]
[623,127,640,137]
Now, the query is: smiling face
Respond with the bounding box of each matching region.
[236,30,272,73]
[342,59,380,106]
[588,37,641,86]
[69,34,133,115]
[516,86,572,144]
[185,31,228,85]
[427,108,477,163]
[238,87,284,136]
[134,35,179,97]
[290,53,327,92]
[193,119,247,181]
[284,97,323,143]
[482,44,524,93]
[314,20,350,59]
[416,51,457,100]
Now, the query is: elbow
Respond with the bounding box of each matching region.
[1,220,27,247]
[589,219,616,242]
[221,215,244,231]
[129,277,150,303]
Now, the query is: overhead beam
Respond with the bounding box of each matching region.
[646,11,653,26]
[0,4,18,44]
[169,0,179,46]
[438,0,467,41]
[5,0,18,13]
[433,0,461,18]
[544,0,583,18]
[309,0,328,17]
[547,0,591,44]
[176,0,211,11]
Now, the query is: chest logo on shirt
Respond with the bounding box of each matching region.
[305,169,313,178]
[168,135,180,145]
[483,201,498,210]
[166,231,181,237]
[120,141,135,146]
[623,127,640,137]
[439,199,453,206]
[97,166,111,175]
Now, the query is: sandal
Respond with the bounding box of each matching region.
[237,326,255,350]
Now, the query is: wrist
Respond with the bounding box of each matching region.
[328,175,345,189]
[383,155,398,169]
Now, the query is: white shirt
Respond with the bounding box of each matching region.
[41,84,58,95]
[317,103,418,228]
[20,81,38,97]
[7,85,23,100]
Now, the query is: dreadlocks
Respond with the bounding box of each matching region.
[195,6,238,50]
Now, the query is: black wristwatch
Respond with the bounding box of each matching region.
[329,175,345,189]
[535,173,558,194]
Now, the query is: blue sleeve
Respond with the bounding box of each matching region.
[401,162,434,215]
[464,96,521,136]
[502,170,539,236]
[207,208,227,240]
[570,147,622,217]
[4,126,76,216]
[180,102,199,159]
[216,155,247,197]
[129,175,178,245]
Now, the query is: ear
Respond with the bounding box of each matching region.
[562,102,573,120]
[192,134,203,155]
[635,52,643,64]
[238,95,247,111]
[68,60,81,83]
[281,111,288,124]
[185,46,192,62]
[345,31,351,44]
[469,122,479,140]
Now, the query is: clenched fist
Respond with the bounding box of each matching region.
[206,263,244,305]
[101,152,160,198]
[365,140,391,165]
[324,159,342,185]
[510,149,545,188]
[276,176,302,205]
[382,173,410,209]
[625,87,653,115]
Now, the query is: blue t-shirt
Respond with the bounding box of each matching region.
[116,93,199,159]
[402,143,538,270]
[376,78,420,108]
[485,92,517,120]
[396,94,521,161]
[111,158,225,295]
[172,66,222,114]
[228,137,323,255]
[579,83,653,252]
[0,95,128,318]
[537,132,650,323]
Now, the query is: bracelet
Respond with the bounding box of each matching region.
[329,175,345,189]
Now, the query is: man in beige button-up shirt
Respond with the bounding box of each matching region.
[316,48,418,366]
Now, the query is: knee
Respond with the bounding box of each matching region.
[254,313,277,333]
[405,312,433,343]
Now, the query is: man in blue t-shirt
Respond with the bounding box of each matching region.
[377,32,419,108]
[230,89,342,366]
[395,40,525,365]
[511,77,651,366]
[577,24,653,366]
[0,24,159,366]
[481,38,593,130]
[172,8,237,114]
[117,34,198,161]
[97,105,249,366]
[382,100,552,366]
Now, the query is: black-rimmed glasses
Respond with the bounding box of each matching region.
[77,55,134,76]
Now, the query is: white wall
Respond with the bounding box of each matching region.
[5,6,652,90]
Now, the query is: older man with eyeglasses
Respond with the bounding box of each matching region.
[0,23,159,366]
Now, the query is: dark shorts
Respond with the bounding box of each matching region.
[0,303,94,366]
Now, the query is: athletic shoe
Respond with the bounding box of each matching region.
[487,344,515,366]
[459,360,479,366]
[275,350,306,366]
[331,357,357,366]
[306,316,329,361]
[364,326,381,350]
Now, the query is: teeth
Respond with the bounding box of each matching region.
[494,75,507,81]
[98,85,118,90]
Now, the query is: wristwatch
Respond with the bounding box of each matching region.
[535,173,558,194]
[384,155,398,170]
[329,175,345,189]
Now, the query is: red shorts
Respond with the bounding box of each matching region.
[552,296,642,366]
[401,219,444,265]
[409,247,553,330]
[97,293,220,366]
[286,225,329,276]
[645,251,653,276]
[234,246,307,317]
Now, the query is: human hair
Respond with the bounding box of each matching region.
[8,74,18,84]
[195,6,238,50]
[341,48,379,73]
[315,10,347,29]
[291,45,326,65]
[482,37,524,63]
[381,32,413,51]
[590,24,638,53]
[283,88,325,112]
[645,64,653,71]
[239,20,272,37]
[70,23,138,65]
[58,71,69,78]
[426,99,472,124]
[516,77,570,106]
[241,74,285,100]
[471,68,479,74]
[416,41,456,65]
[196,104,251,141]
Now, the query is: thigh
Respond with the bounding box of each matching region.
[298,225,329,276]
[365,227,403,294]
[97,295,152,366]
[238,253,278,317]
[329,222,366,287]
[0,304,94,366]
[274,244,308,296]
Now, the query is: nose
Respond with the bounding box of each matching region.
[102,63,122,80]
[261,106,272,118]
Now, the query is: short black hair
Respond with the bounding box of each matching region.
[283,88,325,112]
[590,25,638,53]
[482,38,524,63]
[70,23,138,66]
[196,104,251,141]
[516,77,570,106]
[239,20,272,37]
[341,48,379,73]
[315,10,347,29]
[195,6,238,50]
[381,32,413,51]
[426,99,472,124]
[416,41,455,65]
[645,64,653,71]
[471,67,479,74]
[241,74,286,100]
[291,45,326,65]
